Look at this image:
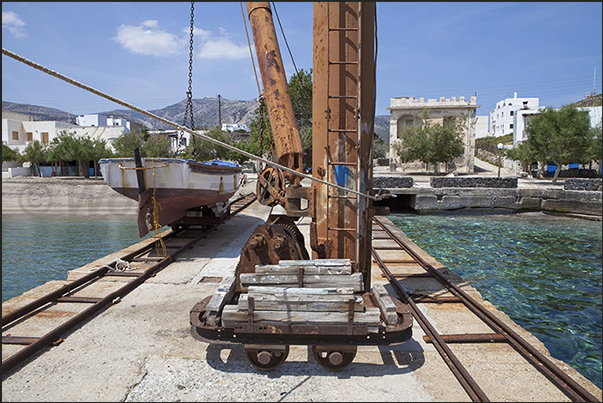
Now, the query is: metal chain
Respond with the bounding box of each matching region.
[181,2,195,152]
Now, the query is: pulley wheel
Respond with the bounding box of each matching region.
[312,345,357,371]
[244,345,290,371]
[256,167,286,206]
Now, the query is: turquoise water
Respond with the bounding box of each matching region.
[2,212,601,389]
[1,215,154,303]
[389,212,602,390]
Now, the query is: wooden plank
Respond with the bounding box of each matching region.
[239,272,363,291]
[254,264,351,275]
[279,259,352,267]
[221,304,381,327]
[373,283,398,324]
[217,276,236,293]
[237,293,364,312]
[205,276,237,326]
[247,286,355,296]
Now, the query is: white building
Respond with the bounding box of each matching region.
[2,112,77,153]
[76,114,131,131]
[388,96,479,173]
[474,116,490,139]
[221,123,249,133]
[2,112,134,154]
[490,91,539,137]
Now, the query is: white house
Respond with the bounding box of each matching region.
[76,114,131,131]
[490,91,540,138]
[2,112,77,153]
[387,96,479,173]
[221,123,249,133]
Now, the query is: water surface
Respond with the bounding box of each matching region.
[389,211,602,389]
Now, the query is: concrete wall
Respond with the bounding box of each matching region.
[375,178,602,217]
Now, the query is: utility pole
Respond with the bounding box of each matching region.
[218,94,222,129]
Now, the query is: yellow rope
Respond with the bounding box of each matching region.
[150,165,169,260]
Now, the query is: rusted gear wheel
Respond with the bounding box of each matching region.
[312,345,357,371]
[244,345,290,371]
[256,166,286,206]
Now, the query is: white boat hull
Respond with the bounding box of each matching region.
[99,158,242,237]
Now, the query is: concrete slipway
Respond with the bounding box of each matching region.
[2,183,602,402]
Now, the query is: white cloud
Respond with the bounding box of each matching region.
[2,11,26,38]
[114,20,247,60]
[114,22,186,57]
[141,20,159,28]
[198,37,248,60]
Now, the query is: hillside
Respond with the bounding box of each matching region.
[3,99,391,142]
[571,93,602,108]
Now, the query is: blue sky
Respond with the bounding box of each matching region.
[2,2,602,120]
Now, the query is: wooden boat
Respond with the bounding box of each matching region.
[98,157,242,237]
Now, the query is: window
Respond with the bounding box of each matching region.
[27,132,33,141]
[510,124,514,129]
[12,131,19,140]
[41,132,49,143]
[510,111,514,116]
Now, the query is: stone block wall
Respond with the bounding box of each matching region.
[564,178,602,191]
[430,177,518,188]
[373,176,414,188]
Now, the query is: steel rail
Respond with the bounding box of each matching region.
[372,216,599,403]
[371,247,489,402]
[1,193,257,374]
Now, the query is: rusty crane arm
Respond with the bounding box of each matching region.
[246,2,304,186]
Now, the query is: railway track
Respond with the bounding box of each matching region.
[371,216,599,402]
[1,192,257,374]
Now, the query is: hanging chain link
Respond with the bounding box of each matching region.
[181,2,195,154]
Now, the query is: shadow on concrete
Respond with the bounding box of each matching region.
[204,339,425,378]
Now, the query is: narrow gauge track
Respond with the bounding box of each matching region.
[1,192,257,375]
[371,216,599,402]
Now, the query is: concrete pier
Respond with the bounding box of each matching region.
[2,185,601,401]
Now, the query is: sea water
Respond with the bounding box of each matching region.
[389,212,602,389]
[2,212,601,389]
[1,214,153,303]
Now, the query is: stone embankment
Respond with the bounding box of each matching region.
[373,177,602,218]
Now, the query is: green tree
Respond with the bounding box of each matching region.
[184,126,233,161]
[89,138,114,176]
[142,134,172,158]
[248,98,273,154]
[48,131,94,177]
[244,69,313,167]
[22,140,48,176]
[2,144,21,163]
[392,110,465,174]
[373,134,388,159]
[506,141,536,176]
[112,130,146,157]
[525,104,592,184]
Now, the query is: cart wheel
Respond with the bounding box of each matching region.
[312,345,357,370]
[244,345,289,371]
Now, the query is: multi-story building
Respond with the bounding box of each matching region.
[489,91,539,138]
[387,96,479,173]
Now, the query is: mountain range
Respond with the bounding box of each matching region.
[2,98,391,142]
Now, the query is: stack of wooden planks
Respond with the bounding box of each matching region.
[206,259,399,329]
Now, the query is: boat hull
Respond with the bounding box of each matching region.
[99,158,242,237]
